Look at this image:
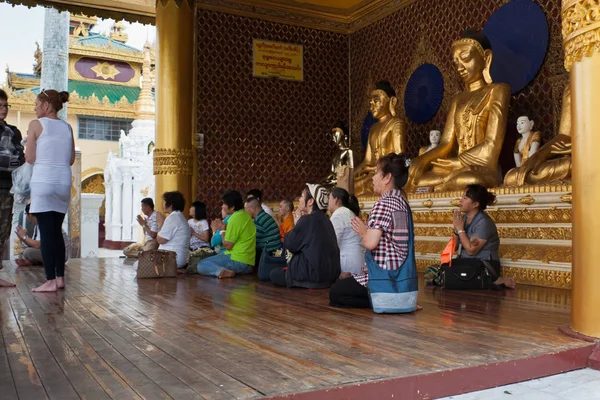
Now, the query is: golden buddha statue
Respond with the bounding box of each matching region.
[504,86,571,186]
[354,80,406,196]
[322,122,354,190]
[404,29,510,193]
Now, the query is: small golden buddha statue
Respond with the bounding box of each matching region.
[504,86,571,186]
[354,80,406,196]
[404,29,510,193]
[322,122,354,191]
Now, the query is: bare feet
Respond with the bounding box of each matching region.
[15,259,33,267]
[0,279,15,287]
[218,269,236,279]
[177,268,187,275]
[339,272,352,280]
[56,277,65,289]
[416,304,423,311]
[495,277,516,289]
[32,280,58,292]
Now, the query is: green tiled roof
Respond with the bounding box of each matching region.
[18,80,141,104]
[69,80,140,103]
[73,33,142,56]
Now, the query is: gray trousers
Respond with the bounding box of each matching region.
[22,247,43,264]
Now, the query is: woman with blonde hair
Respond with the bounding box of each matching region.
[26,89,75,292]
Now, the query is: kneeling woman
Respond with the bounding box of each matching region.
[270,184,340,288]
[452,184,515,289]
[329,153,419,312]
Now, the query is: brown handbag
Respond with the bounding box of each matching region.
[137,250,177,279]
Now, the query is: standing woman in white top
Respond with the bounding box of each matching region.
[328,188,365,274]
[26,89,75,293]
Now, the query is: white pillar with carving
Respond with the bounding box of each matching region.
[104,182,113,241]
[119,163,134,241]
[111,172,123,240]
[81,194,104,258]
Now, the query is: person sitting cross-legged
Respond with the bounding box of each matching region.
[197,190,256,279]
[269,184,340,289]
[245,197,282,266]
[277,199,295,241]
[15,204,43,266]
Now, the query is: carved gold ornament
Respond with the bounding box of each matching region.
[153,148,194,175]
[560,193,573,204]
[412,208,571,224]
[519,195,536,205]
[414,226,572,241]
[422,199,434,208]
[91,61,121,80]
[563,0,600,71]
[415,241,571,264]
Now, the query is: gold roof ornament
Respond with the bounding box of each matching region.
[33,42,42,75]
[134,42,155,120]
[110,21,129,43]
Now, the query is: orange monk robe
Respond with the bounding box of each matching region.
[279,214,294,241]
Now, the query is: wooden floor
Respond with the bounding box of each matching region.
[0,258,588,400]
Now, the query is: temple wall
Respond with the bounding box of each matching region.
[349,0,567,175]
[195,9,349,216]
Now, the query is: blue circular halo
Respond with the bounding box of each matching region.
[483,0,549,94]
[403,63,444,124]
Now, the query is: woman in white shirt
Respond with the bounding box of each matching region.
[157,191,191,270]
[188,201,210,250]
[328,187,365,274]
[26,89,75,293]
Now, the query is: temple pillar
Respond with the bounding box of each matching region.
[154,0,195,210]
[111,174,123,240]
[563,0,600,338]
[120,164,134,241]
[41,8,69,120]
[104,182,113,241]
[81,194,105,258]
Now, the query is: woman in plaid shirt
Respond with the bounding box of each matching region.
[329,152,418,310]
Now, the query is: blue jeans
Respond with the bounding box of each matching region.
[197,252,253,277]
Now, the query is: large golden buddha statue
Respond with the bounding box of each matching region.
[405,30,510,192]
[354,80,406,196]
[504,86,571,186]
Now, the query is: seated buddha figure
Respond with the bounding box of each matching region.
[405,29,510,193]
[512,116,542,168]
[354,80,406,196]
[504,86,571,186]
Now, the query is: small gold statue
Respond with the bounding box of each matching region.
[354,80,406,196]
[504,86,571,186]
[323,122,354,191]
[405,29,510,192]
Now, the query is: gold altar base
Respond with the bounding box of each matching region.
[359,184,573,289]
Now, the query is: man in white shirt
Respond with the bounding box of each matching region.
[246,188,274,217]
[136,198,164,251]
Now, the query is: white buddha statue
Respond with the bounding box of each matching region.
[418,130,441,156]
[513,116,542,168]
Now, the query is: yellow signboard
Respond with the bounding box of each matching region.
[253,39,303,81]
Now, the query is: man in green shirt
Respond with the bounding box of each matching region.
[197,190,256,278]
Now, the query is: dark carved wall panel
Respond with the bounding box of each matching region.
[196,0,565,215]
[196,10,349,216]
[349,0,566,176]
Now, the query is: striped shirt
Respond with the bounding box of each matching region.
[254,210,282,251]
[352,189,410,286]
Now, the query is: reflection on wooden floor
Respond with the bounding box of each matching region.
[0,258,585,400]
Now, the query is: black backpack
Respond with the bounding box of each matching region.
[0,124,23,172]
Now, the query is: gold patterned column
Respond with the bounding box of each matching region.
[563,0,600,338]
[154,0,195,210]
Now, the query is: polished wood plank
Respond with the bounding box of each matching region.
[0,258,587,399]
